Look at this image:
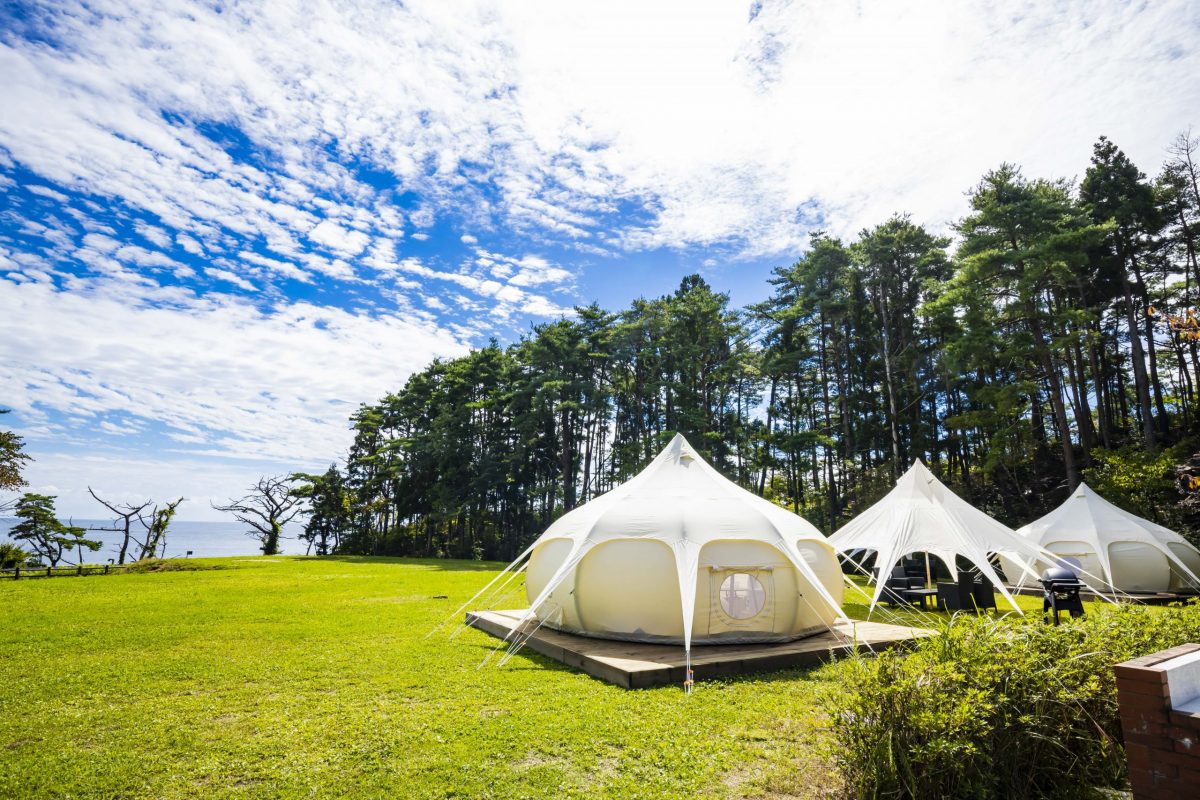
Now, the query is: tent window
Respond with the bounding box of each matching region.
[719,573,766,619]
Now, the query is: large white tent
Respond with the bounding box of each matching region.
[504,434,846,668]
[829,460,1045,612]
[1002,482,1200,594]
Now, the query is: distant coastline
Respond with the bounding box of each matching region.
[0,518,303,561]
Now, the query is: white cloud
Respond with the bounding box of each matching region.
[176,234,204,255]
[99,419,141,435]
[240,251,312,283]
[363,241,572,317]
[134,221,173,249]
[307,219,370,257]
[204,267,257,292]
[0,273,470,473]
[27,184,70,202]
[507,255,573,287]
[2,0,1191,260]
[17,450,294,522]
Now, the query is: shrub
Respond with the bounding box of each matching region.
[0,541,31,568]
[831,604,1200,799]
[123,558,224,573]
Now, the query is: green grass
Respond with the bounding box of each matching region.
[1,556,857,799]
[0,557,1116,799]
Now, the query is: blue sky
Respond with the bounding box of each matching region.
[2,0,1199,519]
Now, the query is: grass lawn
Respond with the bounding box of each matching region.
[1,556,864,799]
[0,557,1103,799]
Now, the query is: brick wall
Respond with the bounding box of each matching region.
[1114,643,1200,799]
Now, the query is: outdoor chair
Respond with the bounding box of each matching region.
[971,573,998,611]
[937,580,973,611]
[881,566,925,606]
[937,571,995,612]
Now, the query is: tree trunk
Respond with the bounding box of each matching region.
[1122,275,1157,448]
[265,522,280,556]
[1133,261,1171,438]
[758,377,777,495]
[1088,330,1113,449]
[1027,302,1079,488]
[1066,335,1095,458]
[117,521,131,565]
[875,294,903,478]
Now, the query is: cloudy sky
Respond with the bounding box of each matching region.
[2,0,1198,519]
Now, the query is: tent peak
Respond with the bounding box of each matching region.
[663,432,696,462]
[900,458,937,486]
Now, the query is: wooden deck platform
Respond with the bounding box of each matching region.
[465,609,934,689]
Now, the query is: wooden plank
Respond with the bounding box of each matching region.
[465,609,933,689]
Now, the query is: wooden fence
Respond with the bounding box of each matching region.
[1,564,129,579]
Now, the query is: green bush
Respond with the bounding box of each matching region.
[831,605,1200,799]
[123,558,224,573]
[0,541,31,569]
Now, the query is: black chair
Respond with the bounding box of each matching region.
[937,580,974,611]
[936,570,996,612]
[882,566,925,606]
[972,573,998,611]
[1040,567,1085,625]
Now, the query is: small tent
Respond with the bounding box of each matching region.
[829,460,1044,612]
[514,434,846,665]
[1003,482,1200,594]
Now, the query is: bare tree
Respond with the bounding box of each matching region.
[87,487,151,565]
[212,476,303,556]
[88,489,183,562]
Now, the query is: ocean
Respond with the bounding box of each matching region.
[0,518,305,562]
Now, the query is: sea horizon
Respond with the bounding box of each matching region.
[1,518,305,562]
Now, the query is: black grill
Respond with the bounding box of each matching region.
[1040,567,1085,625]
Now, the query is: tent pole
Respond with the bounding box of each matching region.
[924,552,932,588]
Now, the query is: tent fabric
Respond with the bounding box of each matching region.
[1008,482,1200,594]
[518,434,847,659]
[828,460,1047,612]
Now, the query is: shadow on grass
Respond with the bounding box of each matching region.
[308,555,507,571]
[458,642,577,673]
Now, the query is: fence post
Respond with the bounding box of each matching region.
[46,567,51,578]
[13,566,18,580]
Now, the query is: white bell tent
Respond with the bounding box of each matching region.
[1003,482,1200,594]
[473,434,847,674]
[829,460,1045,612]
